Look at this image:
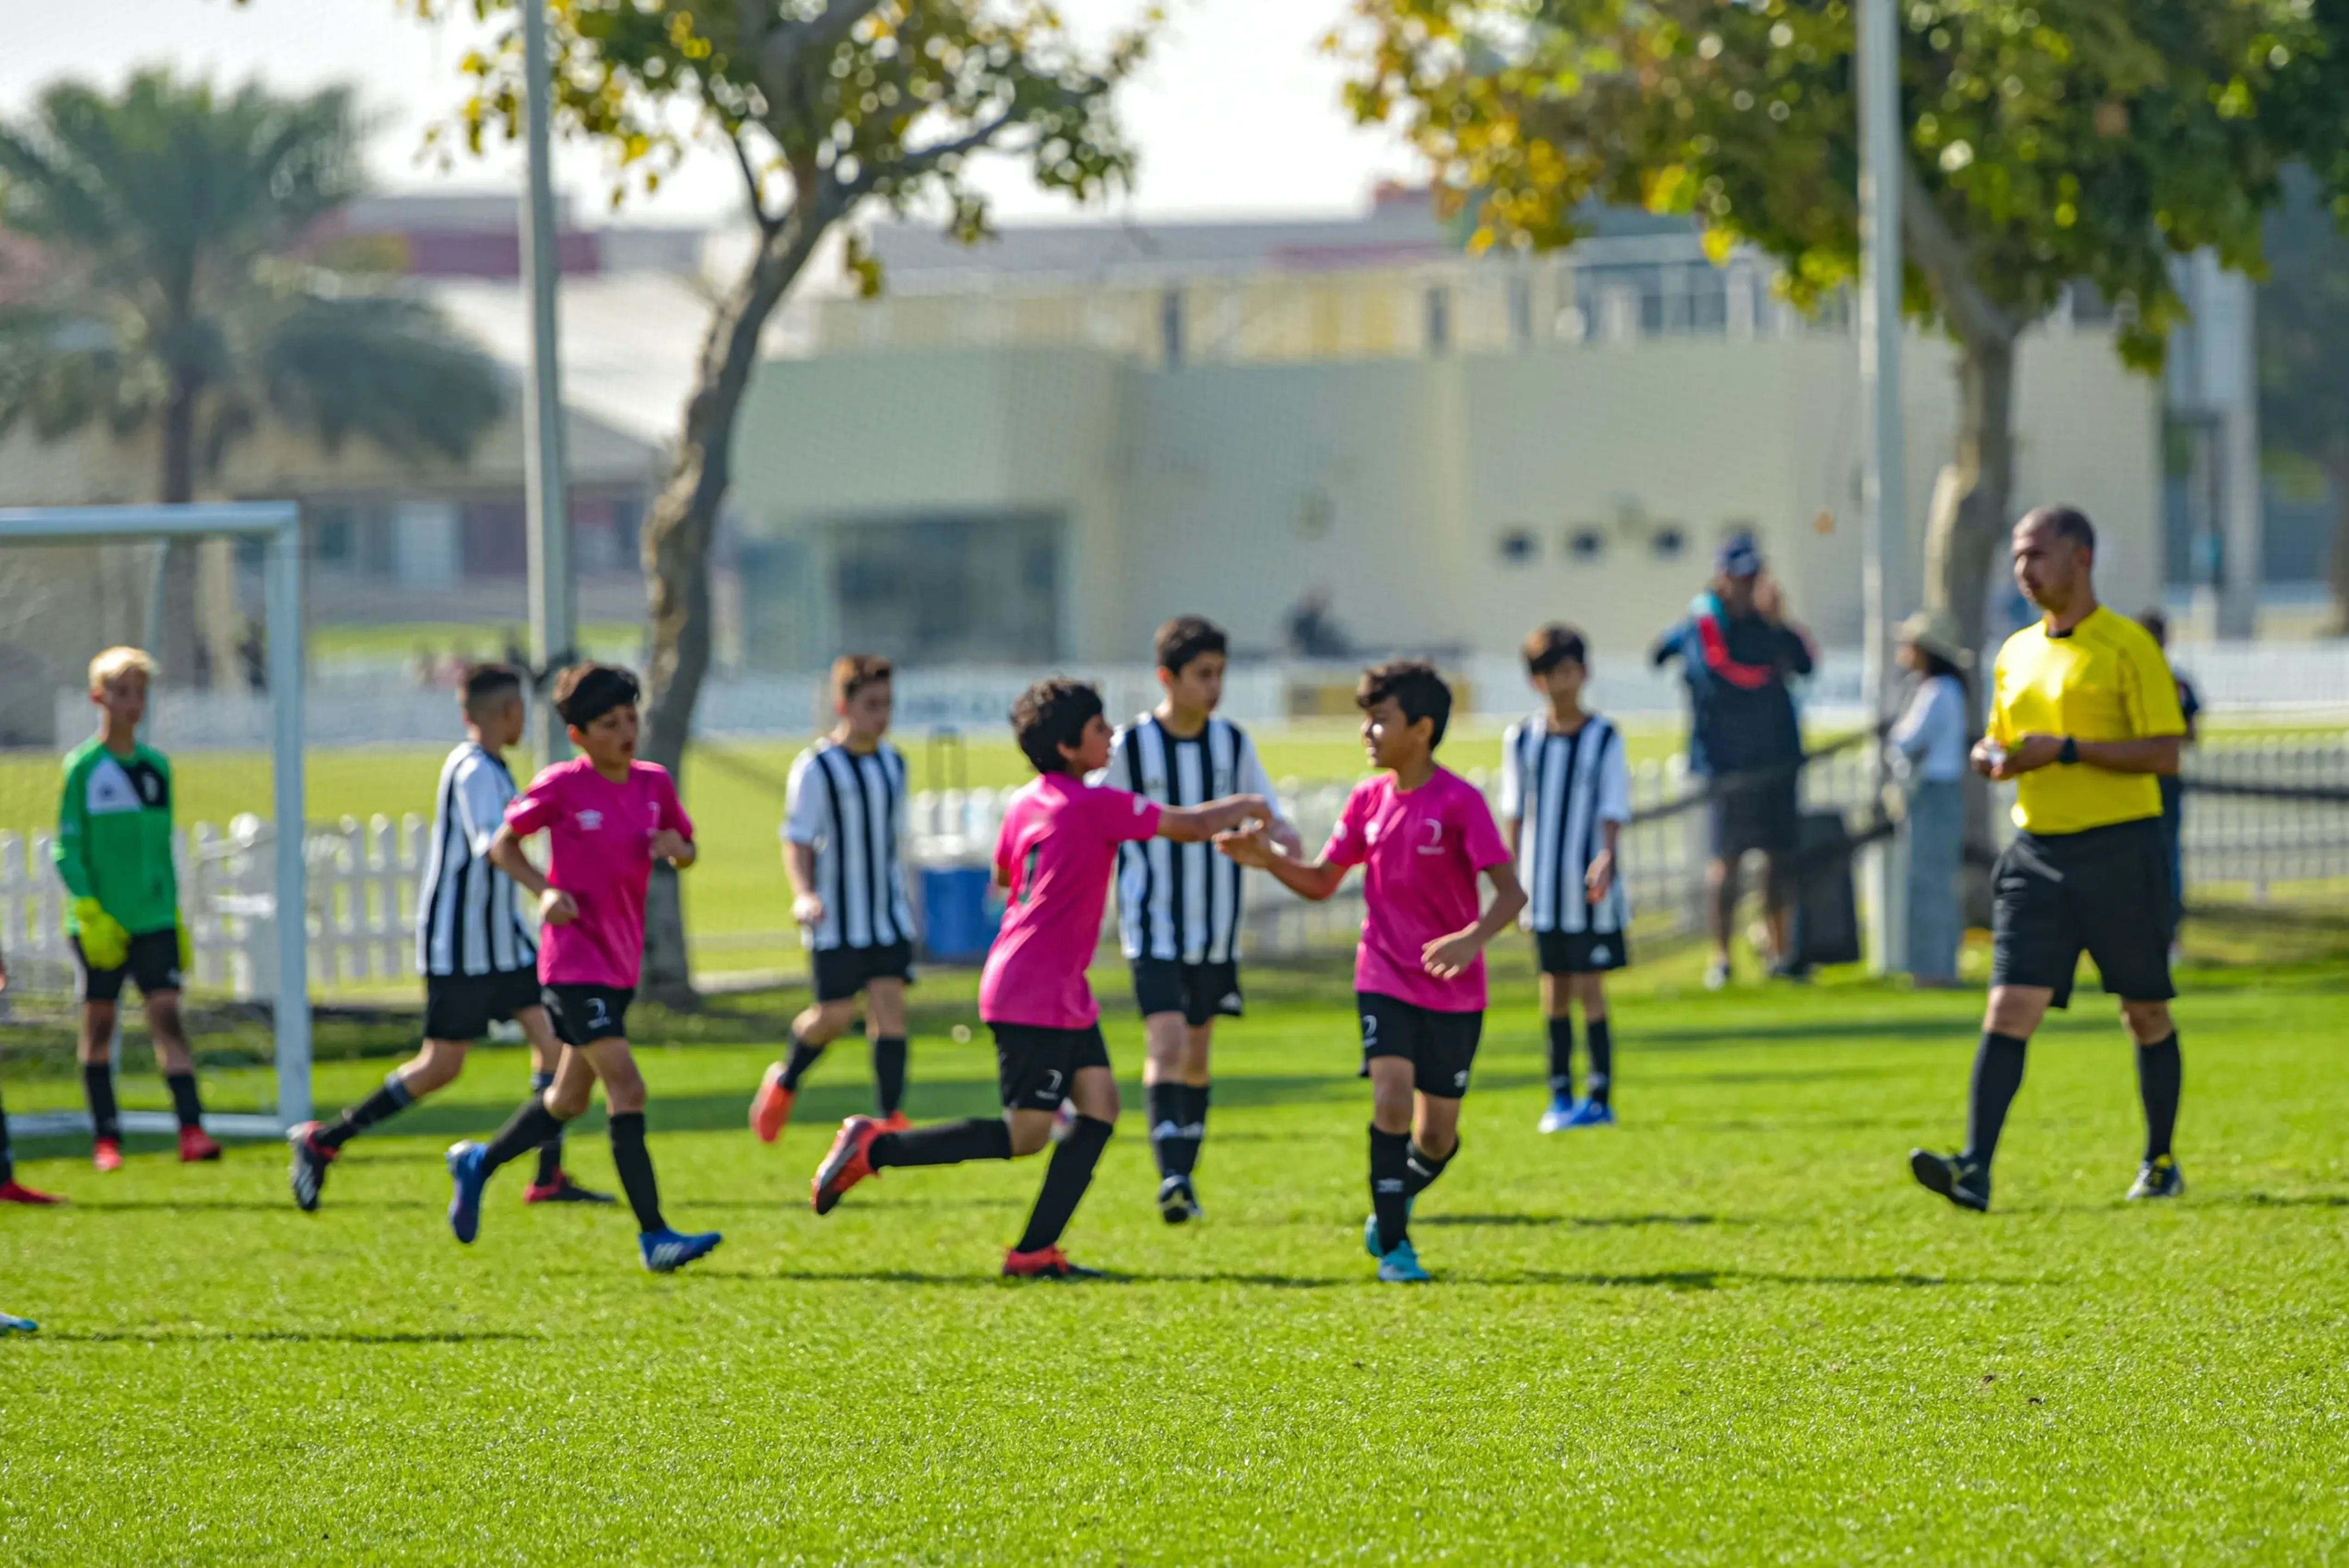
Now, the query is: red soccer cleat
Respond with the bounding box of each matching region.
[749,1061,796,1145]
[524,1171,617,1205]
[0,1179,65,1206]
[811,1115,880,1216]
[1002,1245,1106,1281]
[178,1126,224,1164]
[875,1110,913,1133]
[92,1139,124,1173]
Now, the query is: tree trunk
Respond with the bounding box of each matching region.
[1920,332,2018,927]
[155,376,204,685]
[637,215,828,1004]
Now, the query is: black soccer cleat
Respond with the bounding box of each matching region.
[1909,1148,1991,1213]
[1157,1175,1202,1226]
[286,1122,336,1213]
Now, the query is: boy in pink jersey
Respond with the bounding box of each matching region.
[446,664,723,1275]
[811,678,1265,1278]
[1219,660,1525,1283]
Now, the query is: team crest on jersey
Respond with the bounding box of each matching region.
[85,757,167,815]
[577,809,603,831]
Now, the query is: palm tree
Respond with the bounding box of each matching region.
[0,70,502,683]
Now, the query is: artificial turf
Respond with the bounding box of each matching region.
[3,952,2346,1564]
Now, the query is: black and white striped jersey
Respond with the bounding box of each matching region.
[1499,712,1633,936]
[1106,714,1281,964]
[415,741,538,977]
[782,739,914,952]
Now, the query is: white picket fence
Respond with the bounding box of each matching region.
[0,739,2336,1003]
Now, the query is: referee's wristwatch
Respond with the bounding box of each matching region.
[2057,735,2079,765]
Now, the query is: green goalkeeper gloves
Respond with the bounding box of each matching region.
[72,899,130,969]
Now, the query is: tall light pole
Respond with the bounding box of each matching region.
[1858,0,1911,974]
[522,0,575,769]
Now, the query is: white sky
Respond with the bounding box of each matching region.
[1,0,1421,229]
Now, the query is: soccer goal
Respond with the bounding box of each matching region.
[0,503,310,1138]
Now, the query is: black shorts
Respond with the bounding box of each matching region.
[812,940,915,1004]
[423,969,544,1041]
[74,927,180,1004]
[1535,928,1630,976]
[1358,992,1484,1099]
[1990,818,2175,1008]
[1709,772,1800,858]
[1131,959,1244,1027]
[543,984,634,1047]
[990,1021,1112,1112]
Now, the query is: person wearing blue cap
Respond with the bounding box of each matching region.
[1652,531,1817,988]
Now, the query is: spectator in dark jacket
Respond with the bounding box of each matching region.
[1653,531,1817,987]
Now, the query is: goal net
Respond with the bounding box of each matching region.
[0,504,311,1139]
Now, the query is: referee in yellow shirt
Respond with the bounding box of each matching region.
[1910,505,2189,1212]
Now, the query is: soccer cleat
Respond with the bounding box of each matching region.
[1157,1175,1201,1225]
[0,1179,65,1206]
[875,1110,914,1133]
[1003,1245,1105,1280]
[1376,1238,1432,1284]
[1363,1200,1417,1260]
[2126,1154,2186,1201]
[749,1062,796,1144]
[0,1312,36,1334]
[1538,1091,1578,1133]
[178,1126,224,1164]
[92,1139,124,1173]
[811,1115,880,1216]
[1561,1098,1617,1129]
[286,1122,336,1212]
[640,1227,724,1274]
[1050,1099,1078,1144]
[445,1141,489,1244]
[1703,959,1732,991]
[525,1172,618,1205]
[1909,1149,1991,1213]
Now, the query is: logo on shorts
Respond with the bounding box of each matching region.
[1591,944,1612,964]
[1454,1069,1470,1089]
[1221,993,1243,1011]
[577,809,603,831]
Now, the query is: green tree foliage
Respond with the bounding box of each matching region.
[2257,166,2349,630]
[423,0,1156,997]
[0,71,502,682]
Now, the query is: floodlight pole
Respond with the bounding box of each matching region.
[522,0,576,771]
[1858,0,1910,976]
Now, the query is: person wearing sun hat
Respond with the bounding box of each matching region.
[1889,610,1974,987]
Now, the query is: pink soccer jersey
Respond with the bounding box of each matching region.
[979,773,1163,1029]
[1323,766,1511,1011]
[504,758,693,989]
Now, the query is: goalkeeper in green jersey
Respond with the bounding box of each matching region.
[54,647,220,1171]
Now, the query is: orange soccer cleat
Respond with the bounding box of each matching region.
[810,1116,880,1215]
[749,1062,796,1144]
[1002,1246,1106,1281]
[92,1138,124,1173]
[0,1179,65,1206]
[178,1126,224,1164]
[875,1110,913,1133]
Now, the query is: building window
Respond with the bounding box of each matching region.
[1567,528,1608,563]
[1651,525,1687,561]
[1160,287,1185,367]
[1425,286,1451,355]
[316,509,354,565]
[1498,529,1538,566]
[1507,274,1534,347]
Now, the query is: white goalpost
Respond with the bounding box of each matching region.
[0,502,311,1137]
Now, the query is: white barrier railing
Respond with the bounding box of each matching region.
[0,737,2336,1001]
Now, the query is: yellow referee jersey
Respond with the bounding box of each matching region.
[1988,606,2187,835]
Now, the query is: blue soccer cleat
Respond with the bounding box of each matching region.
[445,1141,489,1244]
[1363,1199,1417,1258]
[640,1228,724,1274]
[1537,1092,1578,1133]
[0,1312,36,1334]
[2126,1154,2186,1201]
[1376,1238,1431,1284]
[1561,1098,1617,1129]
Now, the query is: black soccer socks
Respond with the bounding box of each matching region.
[316,1071,416,1151]
[482,1097,566,1176]
[0,1090,13,1186]
[1369,1125,1412,1254]
[530,1070,566,1187]
[1965,1032,2029,1168]
[606,1111,665,1232]
[1546,1016,1576,1099]
[2137,1033,2182,1162]
[779,1034,826,1092]
[1585,1017,1614,1106]
[1015,1114,1113,1254]
[1147,1081,1183,1178]
[1403,1137,1456,1200]
[870,1116,1013,1170]
[164,1072,205,1132]
[872,1035,908,1119]
[82,1061,120,1144]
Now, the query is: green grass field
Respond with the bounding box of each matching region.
[3,950,2345,1564]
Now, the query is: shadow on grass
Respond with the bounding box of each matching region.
[60,1200,412,1213]
[2203,1191,2349,1210]
[1417,1211,1759,1230]
[692,1266,1348,1290]
[45,1328,543,1345]
[1463,1268,2052,1290]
